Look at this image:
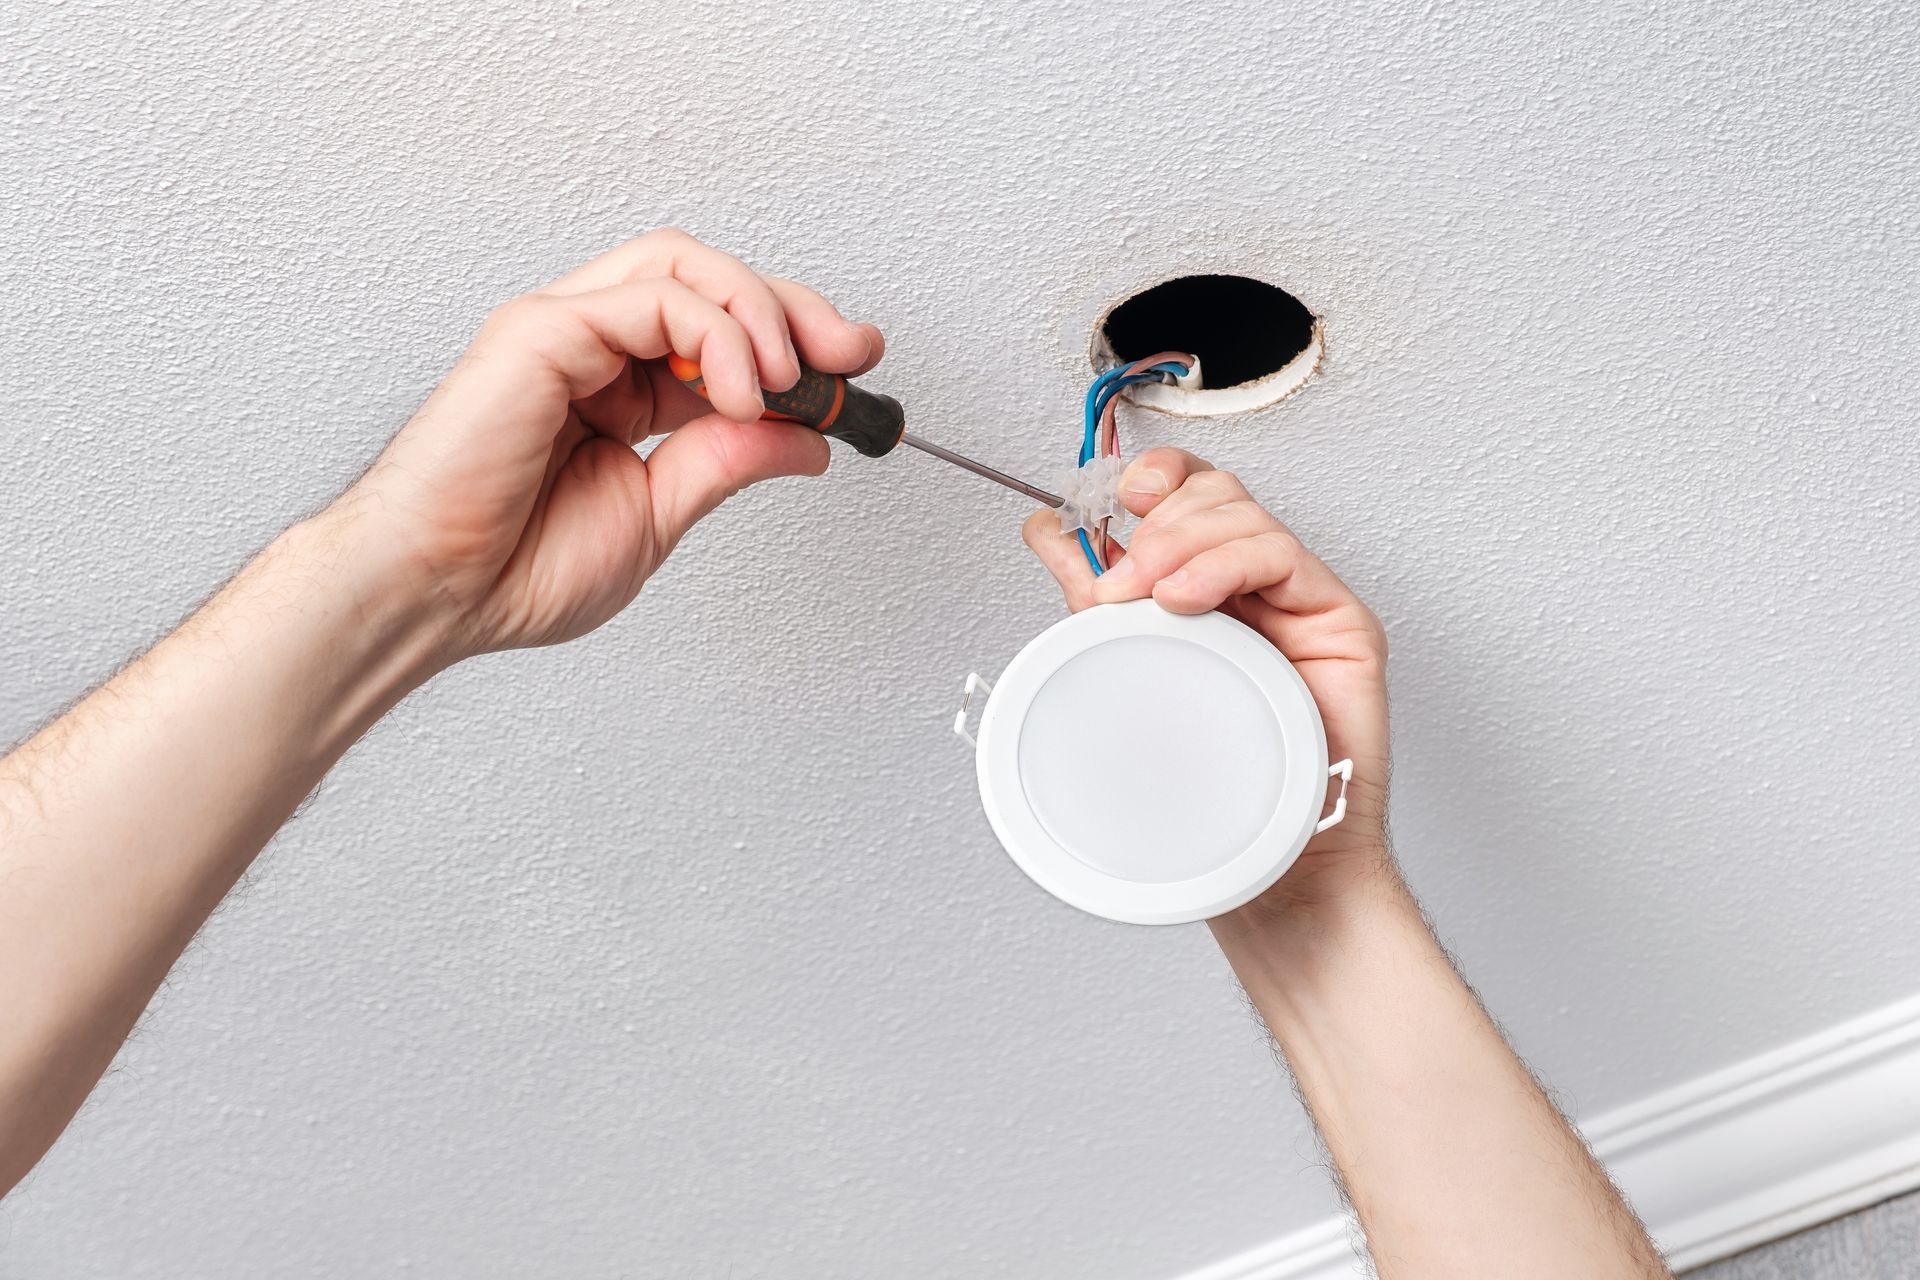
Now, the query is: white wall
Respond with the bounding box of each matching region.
[3,2,1917,1277]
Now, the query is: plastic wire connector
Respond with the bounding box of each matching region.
[1057,456,1127,536]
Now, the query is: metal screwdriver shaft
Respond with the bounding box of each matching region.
[667,356,1062,507]
[901,433,1063,508]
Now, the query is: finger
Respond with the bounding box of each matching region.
[1133,466,1256,530]
[1021,508,1102,612]
[640,243,800,392]
[845,323,886,376]
[1114,447,1215,518]
[466,279,763,429]
[539,229,802,393]
[763,277,883,375]
[1149,528,1365,621]
[643,414,831,552]
[1089,499,1278,604]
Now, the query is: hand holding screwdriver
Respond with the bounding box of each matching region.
[362,230,885,655]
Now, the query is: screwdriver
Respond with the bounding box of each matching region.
[666,355,1063,508]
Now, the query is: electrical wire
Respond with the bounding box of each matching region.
[1076,351,1195,575]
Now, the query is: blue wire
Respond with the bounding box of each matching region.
[1087,362,1189,423]
[1083,363,1190,463]
[1083,369,1144,457]
[1085,371,1170,461]
[1077,528,1103,574]
[1081,367,1134,465]
[1075,359,1193,574]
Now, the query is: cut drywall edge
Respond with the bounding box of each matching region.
[1167,991,1920,1280]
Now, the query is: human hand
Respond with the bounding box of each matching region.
[330,229,883,663]
[1023,449,1391,918]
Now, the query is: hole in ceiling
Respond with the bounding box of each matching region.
[1093,274,1323,417]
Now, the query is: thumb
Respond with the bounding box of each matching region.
[1117,447,1211,518]
[643,414,831,550]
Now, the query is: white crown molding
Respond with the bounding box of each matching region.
[1174,992,1920,1280]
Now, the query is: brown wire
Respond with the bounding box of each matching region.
[1092,352,1195,570]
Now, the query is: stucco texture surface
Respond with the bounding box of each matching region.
[2,1,1917,1276]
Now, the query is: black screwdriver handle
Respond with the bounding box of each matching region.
[667,355,904,458]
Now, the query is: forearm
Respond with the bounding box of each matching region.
[0,509,442,1192]
[0,232,872,1198]
[1212,863,1669,1279]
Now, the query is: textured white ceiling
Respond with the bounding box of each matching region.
[4,1,1918,1276]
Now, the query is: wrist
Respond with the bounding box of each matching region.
[1207,850,1420,1021]
[248,506,456,755]
[1221,830,1399,935]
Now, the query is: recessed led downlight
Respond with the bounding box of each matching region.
[957,600,1352,925]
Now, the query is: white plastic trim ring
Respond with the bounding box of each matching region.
[969,600,1332,926]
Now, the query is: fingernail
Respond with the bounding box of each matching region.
[1162,569,1190,588]
[1122,467,1170,500]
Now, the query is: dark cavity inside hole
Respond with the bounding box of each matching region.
[1102,274,1315,389]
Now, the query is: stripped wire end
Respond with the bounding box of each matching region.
[1075,351,1197,575]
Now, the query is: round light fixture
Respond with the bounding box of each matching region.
[956,600,1351,925]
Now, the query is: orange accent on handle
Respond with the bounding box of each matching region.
[668,353,804,423]
[822,375,845,429]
